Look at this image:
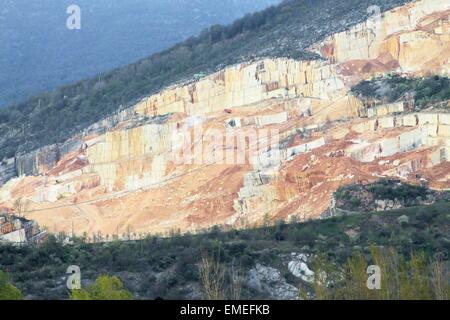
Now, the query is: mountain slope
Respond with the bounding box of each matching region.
[0,0,410,160]
[0,0,280,107]
[0,0,448,238]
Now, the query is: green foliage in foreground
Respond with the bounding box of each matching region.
[0,202,448,299]
[70,275,132,300]
[0,271,23,300]
[306,247,449,300]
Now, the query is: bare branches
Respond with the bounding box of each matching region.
[199,252,225,300]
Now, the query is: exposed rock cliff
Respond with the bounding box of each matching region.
[312,0,450,76]
[0,0,448,238]
[0,158,16,186]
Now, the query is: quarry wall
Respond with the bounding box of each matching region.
[234,136,327,218]
[81,56,358,191]
[133,59,348,117]
[349,112,450,163]
[314,0,450,75]
[85,122,177,191]
[367,102,405,118]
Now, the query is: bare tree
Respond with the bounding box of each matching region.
[229,261,243,300]
[13,197,30,217]
[430,257,449,300]
[199,252,226,300]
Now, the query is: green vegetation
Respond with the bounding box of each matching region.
[351,75,450,109]
[366,180,425,200]
[334,179,449,211]
[70,275,133,300]
[307,248,449,300]
[0,0,281,108]
[0,201,448,299]
[0,0,410,160]
[0,271,23,300]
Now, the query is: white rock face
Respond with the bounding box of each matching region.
[287,137,326,159]
[288,253,315,283]
[315,0,450,74]
[348,112,450,163]
[133,59,346,117]
[247,263,299,300]
[255,112,288,127]
[375,199,403,211]
[0,228,26,243]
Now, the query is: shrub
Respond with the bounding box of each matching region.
[70,275,133,300]
[0,271,23,300]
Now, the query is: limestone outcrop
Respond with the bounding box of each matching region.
[133,59,348,117]
[349,112,450,163]
[0,214,47,244]
[312,0,450,76]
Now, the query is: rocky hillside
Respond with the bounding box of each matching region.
[0,0,449,238]
[0,0,411,160]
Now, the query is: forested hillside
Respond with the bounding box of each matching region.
[0,0,410,160]
[0,0,280,107]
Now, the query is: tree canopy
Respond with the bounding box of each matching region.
[70,275,133,300]
[0,270,23,300]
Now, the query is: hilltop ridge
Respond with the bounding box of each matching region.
[0,0,282,107]
[0,0,411,160]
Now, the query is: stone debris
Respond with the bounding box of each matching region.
[288,253,315,283]
[247,263,299,300]
[0,214,47,244]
